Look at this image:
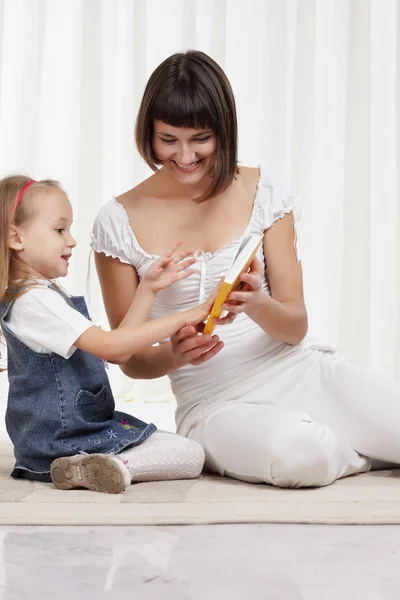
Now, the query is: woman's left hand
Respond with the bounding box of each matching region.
[215,256,265,324]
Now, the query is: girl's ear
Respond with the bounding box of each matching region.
[9,225,24,251]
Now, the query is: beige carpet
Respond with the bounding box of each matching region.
[1,442,400,525]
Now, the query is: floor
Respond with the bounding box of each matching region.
[0,524,399,599]
[1,389,400,599]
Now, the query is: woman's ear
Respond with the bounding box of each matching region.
[9,225,24,251]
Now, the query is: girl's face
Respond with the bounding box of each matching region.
[11,189,76,280]
[152,121,217,187]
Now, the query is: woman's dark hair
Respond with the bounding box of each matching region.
[135,50,238,201]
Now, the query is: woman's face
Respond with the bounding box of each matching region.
[152,121,217,186]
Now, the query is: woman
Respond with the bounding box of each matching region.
[92,50,400,488]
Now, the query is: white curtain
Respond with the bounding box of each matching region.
[0,0,399,406]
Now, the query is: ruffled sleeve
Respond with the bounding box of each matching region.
[257,167,301,261]
[91,198,148,270]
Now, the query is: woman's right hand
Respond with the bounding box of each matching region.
[171,325,224,366]
[171,285,224,365]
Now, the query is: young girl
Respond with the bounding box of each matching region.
[0,175,213,494]
[92,50,400,489]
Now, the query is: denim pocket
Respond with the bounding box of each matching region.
[75,385,112,423]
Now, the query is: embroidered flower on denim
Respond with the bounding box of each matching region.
[119,419,138,431]
[105,429,117,440]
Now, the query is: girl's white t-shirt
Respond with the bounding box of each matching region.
[4,284,92,358]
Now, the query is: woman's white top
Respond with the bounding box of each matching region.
[91,166,314,435]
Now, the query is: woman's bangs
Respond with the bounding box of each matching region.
[152,86,217,132]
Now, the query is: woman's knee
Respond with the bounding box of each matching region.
[269,420,339,488]
[195,407,341,487]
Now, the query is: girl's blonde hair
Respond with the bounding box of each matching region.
[0,175,63,304]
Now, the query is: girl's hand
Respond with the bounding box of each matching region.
[182,284,220,328]
[216,256,264,322]
[143,241,195,294]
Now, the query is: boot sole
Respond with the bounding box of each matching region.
[50,454,126,494]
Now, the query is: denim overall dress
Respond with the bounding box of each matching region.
[0,288,156,482]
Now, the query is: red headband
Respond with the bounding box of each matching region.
[13,179,37,218]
